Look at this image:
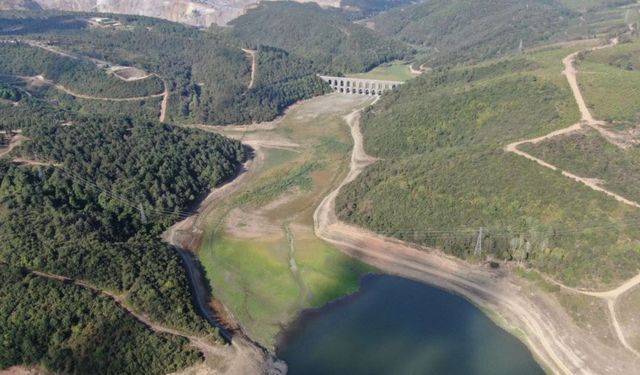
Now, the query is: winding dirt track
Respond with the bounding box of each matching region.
[17,41,170,123]
[29,267,277,375]
[159,78,170,123]
[28,270,222,354]
[21,75,166,102]
[505,34,640,359]
[313,103,640,374]
[504,37,640,209]
[241,49,258,89]
[0,134,26,158]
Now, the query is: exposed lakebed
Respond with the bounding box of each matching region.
[277,274,545,375]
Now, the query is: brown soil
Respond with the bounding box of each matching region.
[11,158,62,167]
[159,78,170,123]
[225,208,284,240]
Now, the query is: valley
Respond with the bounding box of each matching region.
[2,1,640,374]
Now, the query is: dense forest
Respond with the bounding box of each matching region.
[336,56,640,287]
[0,43,164,98]
[341,0,414,14]
[0,13,330,125]
[229,1,411,74]
[1,114,244,325]
[0,81,245,372]
[0,264,202,375]
[372,0,575,66]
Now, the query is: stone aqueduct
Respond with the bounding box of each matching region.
[319,76,405,96]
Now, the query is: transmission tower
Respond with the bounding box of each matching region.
[139,203,147,224]
[474,227,484,256]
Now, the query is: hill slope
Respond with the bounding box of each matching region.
[336,46,640,288]
[229,1,411,73]
[372,0,575,65]
[0,14,329,125]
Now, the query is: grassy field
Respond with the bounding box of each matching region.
[577,40,640,123]
[197,94,375,348]
[200,229,372,345]
[348,61,419,81]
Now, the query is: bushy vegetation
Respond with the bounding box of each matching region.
[0,82,20,101]
[229,1,410,74]
[559,0,635,11]
[0,13,329,125]
[336,57,640,287]
[576,39,640,122]
[19,118,244,229]
[0,43,164,97]
[0,115,244,326]
[0,91,244,371]
[520,128,640,204]
[188,45,331,124]
[0,264,202,375]
[0,13,86,34]
[372,0,575,66]
[339,0,415,19]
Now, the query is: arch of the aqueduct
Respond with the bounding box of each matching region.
[318,75,404,96]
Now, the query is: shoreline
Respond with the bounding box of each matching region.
[275,273,546,374]
[169,88,638,374]
[313,104,639,374]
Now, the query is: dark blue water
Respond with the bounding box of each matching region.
[277,275,545,375]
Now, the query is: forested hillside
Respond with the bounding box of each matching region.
[0,66,245,372]
[338,0,415,19]
[229,1,410,73]
[372,0,574,65]
[558,0,635,11]
[336,52,640,288]
[0,42,164,98]
[0,13,329,125]
[0,264,201,374]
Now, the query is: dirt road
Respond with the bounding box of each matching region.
[159,78,170,123]
[11,158,62,167]
[24,75,165,101]
[29,270,220,351]
[504,33,640,358]
[313,105,640,374]
[0,134,27,158]
[29,268,279,375]
[241,49,258,89]
[504,37,640,209]
[17,40,170,122]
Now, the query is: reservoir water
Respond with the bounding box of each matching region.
[277,274,545,375]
